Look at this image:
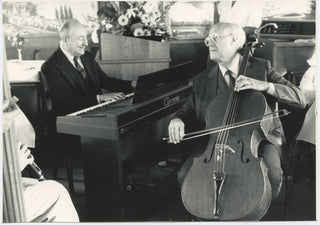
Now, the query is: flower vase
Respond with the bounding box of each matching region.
[17,49,22,62]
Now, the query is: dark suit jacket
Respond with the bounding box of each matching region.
[176,56,306,148]
[41,48,133,116]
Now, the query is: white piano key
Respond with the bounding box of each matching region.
[67,92,134,116]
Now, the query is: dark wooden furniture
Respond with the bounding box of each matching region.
[98,33,171,80]
[10,81,42,124]
[56,85,192,221]
[254,39,315,85]
[254,39,315,144]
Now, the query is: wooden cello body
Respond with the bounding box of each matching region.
[181,89,272,220]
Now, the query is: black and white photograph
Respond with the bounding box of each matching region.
[1,0,317,223]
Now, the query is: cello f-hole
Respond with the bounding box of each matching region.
[238,139,250,163]
[203,142,216,164]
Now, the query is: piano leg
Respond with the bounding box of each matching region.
[81,137,125,221]
[80,113,178,221]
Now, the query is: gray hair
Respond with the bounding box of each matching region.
[212,22,246,50]
[59,19,82,41]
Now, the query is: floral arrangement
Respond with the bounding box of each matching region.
[97,1,171,40]
[8,32,25,50]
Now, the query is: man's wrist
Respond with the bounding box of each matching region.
[96,95,101,103]
[265,82,270,92]
[265,82,276,96]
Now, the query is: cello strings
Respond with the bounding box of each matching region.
[221,91,239,173]
[217,90,238,173]
[214,91,234,173]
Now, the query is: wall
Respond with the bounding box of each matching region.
[3,1,98,60]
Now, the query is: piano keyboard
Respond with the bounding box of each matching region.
[67,92,134,116]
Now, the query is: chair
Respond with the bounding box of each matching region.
[39,71,75,193]
[33,49,54,60]
[279,102,311,219]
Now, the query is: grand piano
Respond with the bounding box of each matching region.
[56,62,192,221]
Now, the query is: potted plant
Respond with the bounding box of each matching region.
[91,1,172,43]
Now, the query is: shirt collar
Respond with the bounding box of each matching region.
[218,54,241,77]
[60,43,76,65]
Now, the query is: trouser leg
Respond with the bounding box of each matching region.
[23,178,79,222]
[259,142,283,199]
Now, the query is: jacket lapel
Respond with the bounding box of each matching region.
[56,48,89,94]
[244,60,254,79]
[206,65,219,97]
[80,54,99,90]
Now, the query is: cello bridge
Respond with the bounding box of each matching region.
[213,172,226,181]
[215,144,235,154]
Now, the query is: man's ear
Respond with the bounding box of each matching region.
[231,34,237,43]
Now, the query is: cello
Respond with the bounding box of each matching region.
[180,27,277,221]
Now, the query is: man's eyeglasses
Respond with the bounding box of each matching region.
[73,36,88,43]
[204,33,232,46]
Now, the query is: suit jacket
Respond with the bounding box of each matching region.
[176,56,306,148]
[41,48,133,116]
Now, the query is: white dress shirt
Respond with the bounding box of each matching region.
[218,54,275,94]
[60,44,85,69]
[218,54,240,87]
[60,44,101,103]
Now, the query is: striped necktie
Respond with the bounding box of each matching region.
[73,57,86,79]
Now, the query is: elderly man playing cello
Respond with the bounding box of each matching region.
[168,22,306,210]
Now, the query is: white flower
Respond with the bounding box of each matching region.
[141,14,149,25]
[126,8,136,18]
[118,15,129,26]
[133,28,144,37]
[100,19,106,25]
[105,23,113,30]
[153,10,161,18]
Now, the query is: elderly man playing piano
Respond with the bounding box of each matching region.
[41,19,135,116]
[41,19,136,193]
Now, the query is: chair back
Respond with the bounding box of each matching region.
[39,71,53,112]
[38,71,57,132]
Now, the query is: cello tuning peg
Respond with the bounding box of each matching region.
[253,42,265,48]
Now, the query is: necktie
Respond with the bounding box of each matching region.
[73,57,86,79]
[225,70,235,88]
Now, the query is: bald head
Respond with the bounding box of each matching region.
[210,22,246,50]
[59,19,84,41]
[206,22,246,65]
[59,19,88,57]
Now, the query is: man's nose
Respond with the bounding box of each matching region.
[207,42,215,47]
[204,37,215,47]
[207,41,216,48]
